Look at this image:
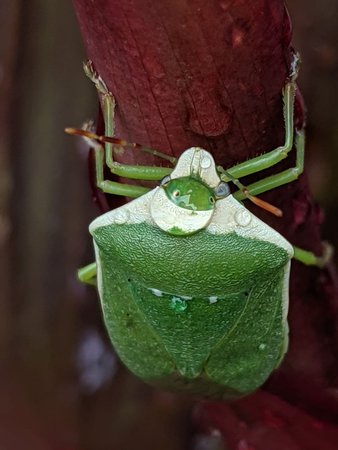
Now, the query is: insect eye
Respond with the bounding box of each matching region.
[214,182,230,198]
[173,190,180,197]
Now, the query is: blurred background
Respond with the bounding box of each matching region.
[0,1,337,449]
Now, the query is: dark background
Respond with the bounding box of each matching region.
[1,1,337,449]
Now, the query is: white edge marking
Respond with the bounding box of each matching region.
[89,148,294,259]
[89,189,154,234]
[279,259,291,359]
[93,241,103,300]
[207,195,294,257]
[90,191,294,260]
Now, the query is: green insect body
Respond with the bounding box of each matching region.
[90,148,293,398]
[72,58,329,399]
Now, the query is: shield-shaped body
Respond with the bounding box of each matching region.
[90,148,293,398]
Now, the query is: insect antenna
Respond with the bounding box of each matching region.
[65,127,177,165]
[219,167,283,217]
[242,190,283,217]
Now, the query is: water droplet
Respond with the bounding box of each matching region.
[235,209,252,227]
[170,297,187,313]
[165,212,176,225]
[114,209,129,224]
[200,156,212,169]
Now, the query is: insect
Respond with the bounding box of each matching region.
[67,59,329,399]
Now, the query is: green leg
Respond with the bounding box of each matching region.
[94,145,151,197]
[84,61,299,192]
[220,80,297,181]
[78,262,97,286]
[225,125,331,269]
[233,129,304,201]
[84,61,174,183]
[293,243,333,268]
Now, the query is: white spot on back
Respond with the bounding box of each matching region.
[209,296,218,304]
[150,288,163,297]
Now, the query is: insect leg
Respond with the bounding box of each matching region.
[219,166,282,216]
[233,129,304,200]
[78,262,97,286]
[94,145,150,197]
[220,78,297,181]
[84,60,175,182]
[293,242,333,268]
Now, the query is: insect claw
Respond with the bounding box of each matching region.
[318,241,334,268]
[83,60,111,95]
[288,49,301,82]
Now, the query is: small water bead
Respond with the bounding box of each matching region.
[235,209,252,227]
[200,155,212,169]
[114,210,129,225]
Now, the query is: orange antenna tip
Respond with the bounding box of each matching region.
[64,127,101,140]
[249,195,283,218]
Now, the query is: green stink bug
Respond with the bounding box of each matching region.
[68,59,329,399]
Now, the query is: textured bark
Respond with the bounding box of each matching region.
[72,1,338,448]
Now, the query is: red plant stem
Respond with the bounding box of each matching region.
[72,0,338,448]
[73,0,291,164]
